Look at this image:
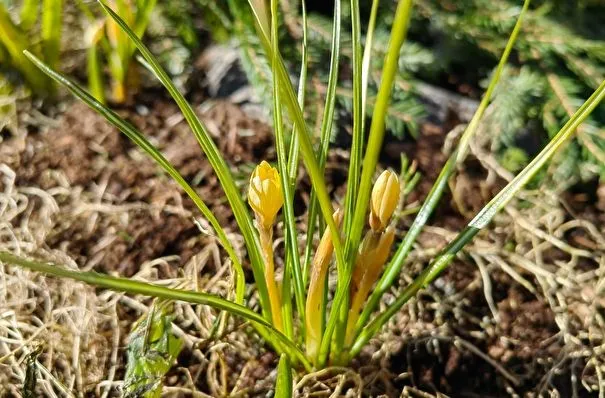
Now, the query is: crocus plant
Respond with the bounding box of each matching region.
[2,0,605,389]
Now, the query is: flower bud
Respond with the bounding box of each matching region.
[248,161,284,229]
[369,170,400,231]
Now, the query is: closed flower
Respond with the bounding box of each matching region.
[248,161,284,229]
[369,170,400,231]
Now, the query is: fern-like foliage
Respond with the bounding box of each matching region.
[416,0,605,182]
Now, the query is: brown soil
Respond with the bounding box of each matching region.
[4,98,272,277]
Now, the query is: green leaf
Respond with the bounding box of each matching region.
[246,0,346,287]
[303,0,341,284]
[0,5,49,93]
[94,1,271,320]
[275,354,293,398]
[23,51,246,306]
[124,303,183,398]
[270,0,304,337]
[351,74,605,357]
[19,0,39,30]
[322,0,414,367]
[0,251,312,371]
[354,0,533,338]
[41,0,62,70]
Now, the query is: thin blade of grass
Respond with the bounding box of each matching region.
[351,76,605,357]
[95,0,271,320]
[0,251,311,371]
[24,50,246,306]
[86,23,106,104]
[342,0,363,234]
[285,3,309,335]
[321,0,414,367]
[286,0,307,186]
[270,0,300,337]
[41,0,62,70]
[132,0,157,38]
[333,0,364,351]
[19,0,38,30]
[361,0,380,120]
[247,0,346,282]
[303,0,341,283]
[275,354,293,397]
[355,0,532,335]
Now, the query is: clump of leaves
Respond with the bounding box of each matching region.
[2,1,605,396]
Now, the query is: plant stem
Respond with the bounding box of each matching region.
[259,226,284,331]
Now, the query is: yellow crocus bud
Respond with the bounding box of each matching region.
[248,161,284,229]
[369,170,400,232]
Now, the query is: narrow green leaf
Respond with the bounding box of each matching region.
[361,0,380,120]
[355,0,532,335]
[270,0,300,337]
[24,50,246,306]
[303,0,341,284]
[321,0,414,367]
[342,0,363,234]
[351,76,605,357]
[0,5,48,92]
[0,251,311,371]
[86,25,106,104]
[246,0,346,284]
[275,354,293,398]
[41,0,62,70]
[19,0,39,30]
[124,303,183,398]
[95,0,271,320]
[132,0,157,38]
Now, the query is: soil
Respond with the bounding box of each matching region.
[4,97,272,277]
[2,54,603,397]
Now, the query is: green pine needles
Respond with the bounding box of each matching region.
[2,0,605,390]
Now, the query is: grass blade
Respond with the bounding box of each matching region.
[275,354,293,398]
[270,0,305,336]
[86,23,106,104]
[0,251,311,371]
[246,0,346,282]
[321,0,414,367]
[19,0,38,30]
[23,50,246,306]
[351,76,605,357]
[342,0,363,233]
[95,0,271,319]
[355,0,532,335]
[41,0,62,70]
[303,0,341,282]
[361,0,380,120]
